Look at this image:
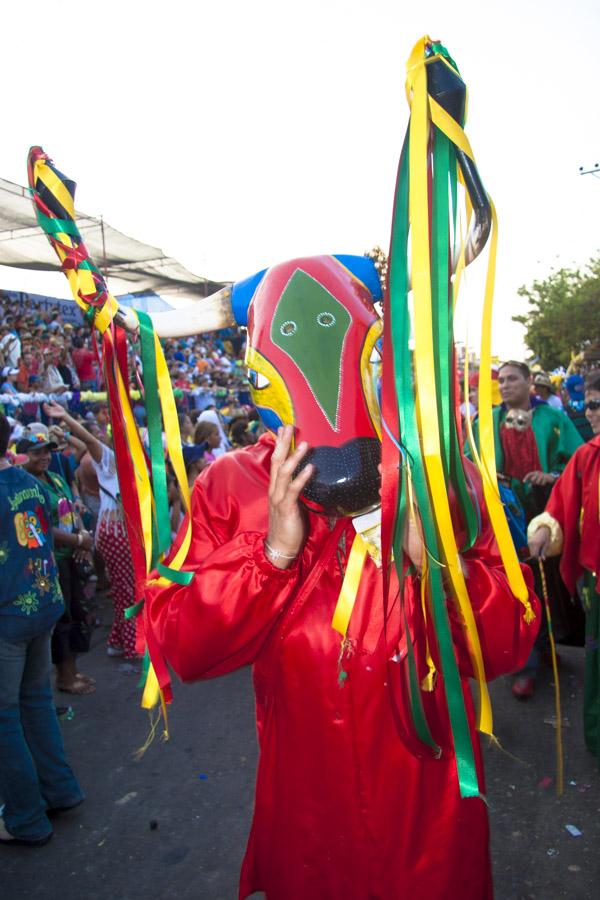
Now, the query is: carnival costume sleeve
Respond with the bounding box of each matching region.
[529,437,600,595]
[143,440,300,682]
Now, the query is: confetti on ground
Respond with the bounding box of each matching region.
[543,716,571,729]
[538,776,553,788]
[569,780,577,786]
[546,848,559,857]
[565,824,583,837]
[198,774,208,781]
[114,791,138,806]
[578,784,592,793]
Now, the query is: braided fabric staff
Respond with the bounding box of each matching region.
[27,147,191,720]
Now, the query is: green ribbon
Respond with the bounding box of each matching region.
[34,210,79,236]
[137,647,151,690]
[388,140,438,753]
[389,132,480,799]
[157,562,194,586]
[124,599,145,620]
[137,310,172,565]
[432,130,479,551]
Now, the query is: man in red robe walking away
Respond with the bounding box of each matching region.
[144,420,538,899]
[529,369,600,771]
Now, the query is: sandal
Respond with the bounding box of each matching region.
[56,678,96,695]
[75,673,96,685]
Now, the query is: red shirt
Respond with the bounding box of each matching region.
[71,348,96,382]
[500,423,542,481]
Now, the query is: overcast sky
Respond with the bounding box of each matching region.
[2,0,599,358]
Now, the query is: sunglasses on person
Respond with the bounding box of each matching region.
[584,400,600,412]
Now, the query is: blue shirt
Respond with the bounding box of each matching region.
[0,467,64,640]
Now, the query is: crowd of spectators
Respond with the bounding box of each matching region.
[0,290,263,699]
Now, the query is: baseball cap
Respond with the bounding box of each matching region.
[16,433,58,453]
[182,442,209,467]
[1,366,19,378]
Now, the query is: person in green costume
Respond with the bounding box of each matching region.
[470,361,583,698]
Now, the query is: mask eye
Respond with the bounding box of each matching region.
[317,312,335,328]
[247,369,270,389]
[280,320,297,336]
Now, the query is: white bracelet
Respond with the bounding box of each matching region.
[264,540,298,561]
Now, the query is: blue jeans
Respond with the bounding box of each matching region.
[0,630,84,840]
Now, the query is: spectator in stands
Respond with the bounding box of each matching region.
[1,367,20,410]
[196,407,230,457]
[16,351,34,393]
[193,420,221,464]
[56,347,80,392]
[178,413,194,446]
[532,371,564,410]
[42,348,69,397]
[0,322,21,369]
[71,337,97,391]
[0,413,84,846]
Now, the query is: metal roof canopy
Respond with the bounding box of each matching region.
[0,176,226,299]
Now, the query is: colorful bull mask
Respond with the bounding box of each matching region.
[116,252,385,517]
[239,254,383,517]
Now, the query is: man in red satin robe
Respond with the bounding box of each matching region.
[144,420,538,899]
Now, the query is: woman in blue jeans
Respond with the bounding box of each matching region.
[0,414,83,846]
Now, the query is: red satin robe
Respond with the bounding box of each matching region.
[546,434,600,594]
[144,435,539,900]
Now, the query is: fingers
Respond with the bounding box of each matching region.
[271,442,312,505]
[283,462,314,506]
[270,425,312,498]
[269,425,294,490]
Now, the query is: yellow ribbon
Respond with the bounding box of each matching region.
[332,533,369,638]
[406,43,493,735]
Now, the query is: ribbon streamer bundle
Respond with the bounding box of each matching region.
[27,147,190,722]
[380,38,536,798]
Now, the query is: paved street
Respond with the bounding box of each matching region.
[3,595,599,900]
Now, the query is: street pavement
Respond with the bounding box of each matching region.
[2,594,599,900]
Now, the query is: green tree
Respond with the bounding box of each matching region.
[513,256,600,369]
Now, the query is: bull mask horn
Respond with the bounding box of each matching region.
[425,50,491,268]
[118,285,236,337]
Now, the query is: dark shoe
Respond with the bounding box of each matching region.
[512,676,535,699]
[0,816,52,847]
[46,797,85,817]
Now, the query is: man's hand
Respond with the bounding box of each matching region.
[523,471,557,487]
[266,425,313,569]
[43,401,67,420]
[528,525,551,559]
